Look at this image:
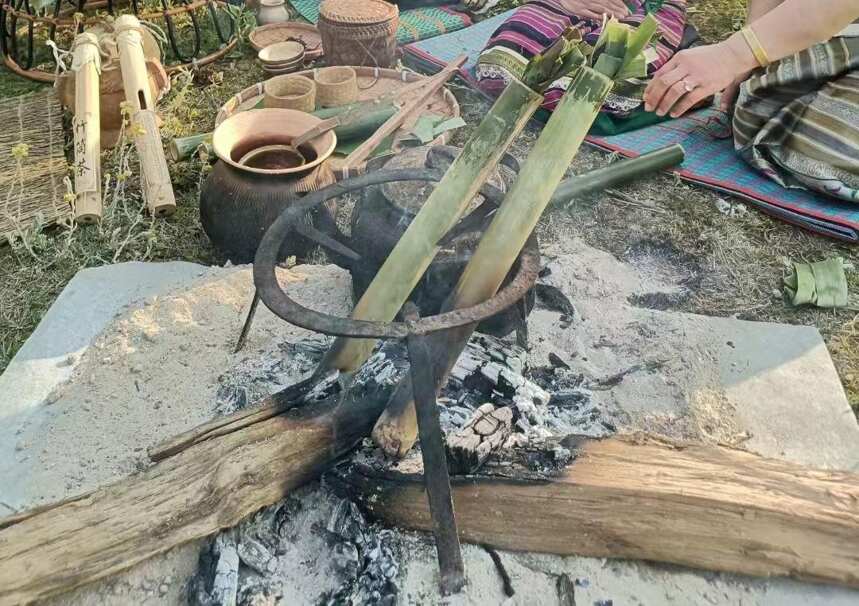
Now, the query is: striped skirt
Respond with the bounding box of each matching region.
[734,36,859,203]
[475,0,688,117]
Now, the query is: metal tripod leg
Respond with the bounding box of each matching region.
[234,290,261,353]
[405,308,466,595]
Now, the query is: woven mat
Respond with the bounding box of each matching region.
[289,0,472,44]
[402,12,859,242]
[0,91,68,242]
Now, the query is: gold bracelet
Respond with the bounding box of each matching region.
[740,25,771,67]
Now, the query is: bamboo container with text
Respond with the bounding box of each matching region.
[115,15,176,217]
[71,32,103,224]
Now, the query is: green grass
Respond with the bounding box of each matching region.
[1,0,857,410]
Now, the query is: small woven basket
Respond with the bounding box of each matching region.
[263,74,316,112]
[314,66,359,107]
[318,0,399,68]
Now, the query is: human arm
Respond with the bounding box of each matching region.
[643,0,859,117]
[558,0,630,21]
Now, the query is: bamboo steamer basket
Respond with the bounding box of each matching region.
[318,0,398,68]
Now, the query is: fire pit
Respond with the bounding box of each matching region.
[250,155,540,594]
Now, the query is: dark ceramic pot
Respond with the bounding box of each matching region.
[200,160,336,263]
[200,108,338,263]
[349,146,536,338]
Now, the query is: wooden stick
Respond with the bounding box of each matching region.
[336,434,859,590]
[340,55,467,176]
[0,351,406,605]
[115,15,176,218]
[291,116,341,149]
[71,32,102,224]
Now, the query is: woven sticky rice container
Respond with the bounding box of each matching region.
[318,0,399,68]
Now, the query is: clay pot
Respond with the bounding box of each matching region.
[314,66,358,107]
[263,74,316,112]
[200,108,338,262]
[256,0,290,25]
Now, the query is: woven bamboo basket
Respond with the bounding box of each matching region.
[318,0,398,68]
[314,66,358,107]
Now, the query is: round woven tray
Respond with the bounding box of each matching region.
[249,22,323,59]
[216,66,460,176]
[318,0,398,25]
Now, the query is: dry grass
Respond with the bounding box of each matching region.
[0,0,857,410]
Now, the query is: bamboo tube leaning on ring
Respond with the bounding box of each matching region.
[70,32,103,224]
[115,14,176,217]
[317,64,549,375]
[371,17,661,457]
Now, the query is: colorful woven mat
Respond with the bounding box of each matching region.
[402,12,859,242]
[289,0,472,44]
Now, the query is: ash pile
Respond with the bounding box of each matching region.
[189,329,622,606]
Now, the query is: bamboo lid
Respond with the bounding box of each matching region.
[318,0,398,25]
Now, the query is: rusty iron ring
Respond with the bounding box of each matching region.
[253,168,540,339]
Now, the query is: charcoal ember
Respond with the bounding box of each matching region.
[237,575,281,606]
[210,532,240,606]
[237,536,275,575]
[324,499,399,605]
[447,403,514,473]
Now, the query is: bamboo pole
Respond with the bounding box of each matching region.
[373,67,615,456]
[319,77,545,374]
[115,14,176,218]
[71,32,102,224]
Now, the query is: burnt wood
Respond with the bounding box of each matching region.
[336,435,859,590]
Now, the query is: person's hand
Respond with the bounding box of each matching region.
[719,77,747,112]
[558,0,630,21]
[643,37,757,118]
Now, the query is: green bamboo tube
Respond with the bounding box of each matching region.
[548,143,684,205]
[452,67,612,308]
[168,133,212,162]
[320,78,545,373]
[372,67,614,457]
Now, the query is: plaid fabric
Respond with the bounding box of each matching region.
[288,0,472,44]
[734,36,859,203]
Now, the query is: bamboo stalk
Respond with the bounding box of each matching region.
[548,144,684,205]
[319,77,545,373]
[71,32,102,224]
[372,67,616,457]
[167,133,211,162]
[370,20,662,457]
[115,14,176,218]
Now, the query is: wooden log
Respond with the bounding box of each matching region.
[0,350,407,605]
[336,435,859,590]
[115,15,176,217]
[71,32,103,224]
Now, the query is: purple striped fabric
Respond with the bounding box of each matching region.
[476,0,688,115]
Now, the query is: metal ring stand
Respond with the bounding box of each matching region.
[252,168,539,595]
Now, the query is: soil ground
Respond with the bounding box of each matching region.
[0,0,856,409]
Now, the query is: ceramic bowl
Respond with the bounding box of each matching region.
[258,41,305,67]
[211,108,337,176]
